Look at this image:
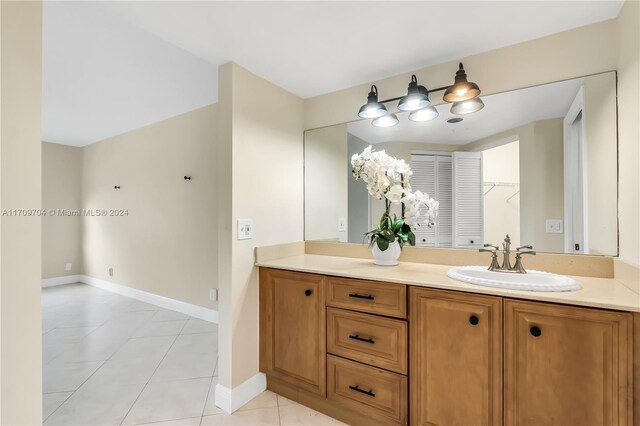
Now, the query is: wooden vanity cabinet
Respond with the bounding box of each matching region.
[259,268,326,396]
[409,287,503,426]
[504,300,633,426]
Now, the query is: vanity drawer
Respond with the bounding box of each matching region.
[327,355,407,425]
[326,277,406,318]
[327,308,407,374]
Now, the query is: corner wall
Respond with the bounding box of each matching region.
[216,62,304,393]
[42,142,83,278]
[0,1,43,423]
[81,105,218,309]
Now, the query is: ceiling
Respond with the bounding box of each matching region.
[43,1,623,146]
[346,77,586,145]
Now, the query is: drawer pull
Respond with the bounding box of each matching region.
[348,334,375,344]
[469,315,479,326]
[348,293,375,300]
[348,385,375,397]
[304,289,313,297]
[530,326,542,337]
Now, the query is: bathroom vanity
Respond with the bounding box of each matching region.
[258,254,638,426]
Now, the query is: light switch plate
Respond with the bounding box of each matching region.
[237,219,253,240]
[65,263,72,271]
[209,289,218,301]
[545,219,563,234]
[338,218,347,232]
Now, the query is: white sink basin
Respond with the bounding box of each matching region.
[447,266,581,292]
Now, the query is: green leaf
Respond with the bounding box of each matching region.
[376,237,389,251]
[380,229,395,242]
[392,219,404,234]
[408,231,416,246]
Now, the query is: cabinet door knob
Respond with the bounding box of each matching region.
[530,326,542,337]
[304,289,312,297]
[469,315,479,326]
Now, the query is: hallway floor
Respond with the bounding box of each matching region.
[43,284,344,425]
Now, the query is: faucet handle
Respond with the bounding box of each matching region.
[479,248,497,254]
[517,245,534,252]
[516,250,536,256]
[483,243,499,250]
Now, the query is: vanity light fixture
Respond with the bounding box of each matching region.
[397,75,431,112]
[408,105,439,122]
[357,85,388,119]
[450,97,485,115]
[372,113,399,128]
[443,63,481,102]
[357,62,482,127]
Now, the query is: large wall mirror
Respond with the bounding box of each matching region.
[304,71,618,255]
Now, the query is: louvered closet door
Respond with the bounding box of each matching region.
[452,152,483,248]
[411,154,452,247]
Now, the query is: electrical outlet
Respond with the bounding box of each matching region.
[108,267,114,277]
[65,263,72,271]
[545,219,563,234]
[237,219,253,240]
[338,218,347,232]
[209,289,218,301]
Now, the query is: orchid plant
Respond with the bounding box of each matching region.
[351,146,439,251]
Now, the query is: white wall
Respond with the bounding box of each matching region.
[0,1,43,423]
[42,142,83,278]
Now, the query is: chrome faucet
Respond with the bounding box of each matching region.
[479,235,536,273]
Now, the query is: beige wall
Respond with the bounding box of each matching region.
[0,1,43,423]
[217,62,304,389]
[482,142,521,246]
[81,105,218,309]
[42,142,83,278]
[615,0,639,266]
[583,72,618,255]
[304,124,347,242]
[466,119,564,252]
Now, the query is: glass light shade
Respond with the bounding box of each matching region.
[372,113,399,128]
[358,85,388,119]
[358,102,388,118]
[398,93,430,111]
[408,105,439,122]
[443,63,481,103]
[450,97,485,115]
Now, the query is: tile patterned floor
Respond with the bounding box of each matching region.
[43,283,344,426]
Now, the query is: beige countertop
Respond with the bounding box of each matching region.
[257,254,640,313]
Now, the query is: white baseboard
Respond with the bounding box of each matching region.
[43,274,218,323]
[215,373,266,414]
[42,275,83,288]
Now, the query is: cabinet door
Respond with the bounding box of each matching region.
[504,300,632,425]
[259,268,325,396]
[410,288,502,426]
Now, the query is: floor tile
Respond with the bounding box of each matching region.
[203,378,223,416]
[279,403,346,426]
[136,417,202,426]
[276,394,297,407]
[153,309,190,322]
[181,319,218,334]
[238,390,278,412]
[111,335,176,363]
[45,381,145,426]
[170,333,217,356]
[43,326,98,345]
[122,377,211,425]
[118,300,160,312]
[150,347,216,382]
[43,392,73,421]
[134,320,187,338]
[50,337,127,363]
[201,407,279,426]
[83,356,163,386]
[43,361,104,393]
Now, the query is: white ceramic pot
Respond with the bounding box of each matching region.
[371,238,402,266]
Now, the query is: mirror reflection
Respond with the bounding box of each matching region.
[305,72,618,255]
